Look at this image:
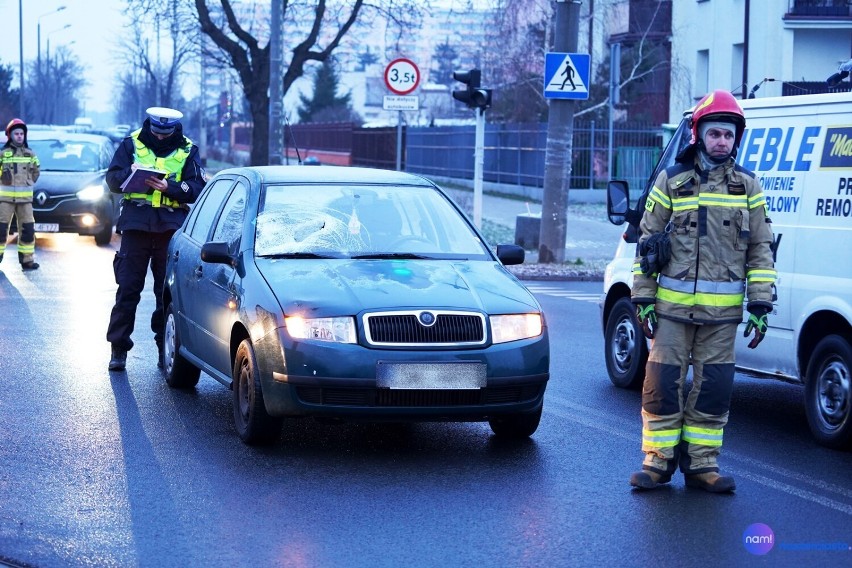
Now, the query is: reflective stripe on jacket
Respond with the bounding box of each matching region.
[0,147,40,200]
[632,158,777,324]
[123,129,192,209]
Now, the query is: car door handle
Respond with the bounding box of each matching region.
[173,250,180,261]
[194,265,203,278]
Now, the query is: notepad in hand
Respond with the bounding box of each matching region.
[120,167,168,193]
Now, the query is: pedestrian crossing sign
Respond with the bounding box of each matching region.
[544,52,590,100]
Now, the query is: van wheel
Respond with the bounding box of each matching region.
[804,335,852,450]
[604,297,647,389]
[233,339,282,445]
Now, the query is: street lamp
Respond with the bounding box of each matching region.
[46,24,72,70]
[38,5,67,73]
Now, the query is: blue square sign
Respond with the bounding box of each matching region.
[544,53,590,100]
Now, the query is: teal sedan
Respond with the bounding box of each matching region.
[163,166,549,445]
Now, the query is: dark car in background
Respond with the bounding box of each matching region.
[23,130,119,245]
[163,166,550,445]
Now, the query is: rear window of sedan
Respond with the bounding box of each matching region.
[256,184,491,259]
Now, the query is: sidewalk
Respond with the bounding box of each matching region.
[445,188,625,268]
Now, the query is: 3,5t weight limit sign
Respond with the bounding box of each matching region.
[384,58,420,95]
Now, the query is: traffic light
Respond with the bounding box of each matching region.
[452,69,492,111]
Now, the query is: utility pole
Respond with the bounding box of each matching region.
[268,0,283,165]
[538,0,581,264]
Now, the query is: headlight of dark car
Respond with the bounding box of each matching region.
[489,313,543,344]
[284,315,357,343]
[76,184,107,202]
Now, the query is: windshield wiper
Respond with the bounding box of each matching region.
[258,252,342,259]
[351,252,433,259]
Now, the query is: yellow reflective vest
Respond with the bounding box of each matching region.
[632,157,777,324]
[123,129,192,209]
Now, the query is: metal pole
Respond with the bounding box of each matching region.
[473,106,484,228]
[18,0,25,119]
[268,0,283,165]
[396,110,402,171]
[608,42,621,186]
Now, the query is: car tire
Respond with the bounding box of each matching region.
[488,405,542,438]
[233,339,282,445]
[604,297,647,389]
[804,334,852,450]
[163,303,201,388]
[94,224,113,246]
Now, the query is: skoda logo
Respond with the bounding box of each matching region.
[35,191,48,206]
[418,311,436,327]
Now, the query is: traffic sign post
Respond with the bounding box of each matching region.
[384,59,421,170]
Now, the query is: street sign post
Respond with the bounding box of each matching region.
[384,59,421,171]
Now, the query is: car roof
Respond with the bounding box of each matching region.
[215,165,436,187]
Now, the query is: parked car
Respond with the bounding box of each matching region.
[163,165,550,445]
[7,130,118,245]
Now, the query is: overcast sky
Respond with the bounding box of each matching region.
[1,0,126,119]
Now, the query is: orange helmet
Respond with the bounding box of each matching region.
[690,90,745,147]
[5,118,27,137]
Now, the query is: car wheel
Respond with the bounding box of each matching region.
[804,335,852,450]
[233,339,282,445]
[163,303,201,388]
[94,224,113,246]
[604,297,647,389]
[488,405,542,438]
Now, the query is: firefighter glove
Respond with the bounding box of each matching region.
[744,305,770,349]
[636,303,657,340]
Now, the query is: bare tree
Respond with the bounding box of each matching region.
[192,0,425,165]
[27,47,86,124]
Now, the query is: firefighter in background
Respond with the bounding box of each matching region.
[0,119,41,270]
[629,90,777,493]
[105,107,205,372]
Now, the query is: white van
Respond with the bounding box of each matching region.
[601,92,852,449]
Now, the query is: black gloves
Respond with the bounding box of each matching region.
[744,305,770,349]
[635,303,657,339]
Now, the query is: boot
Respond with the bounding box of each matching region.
[21,261,39,270]
[685,471,737,493]
[109,347,127,371]
[630,469,672,490]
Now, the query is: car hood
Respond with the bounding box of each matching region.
[256,258,540,316]
[35,171,104,195]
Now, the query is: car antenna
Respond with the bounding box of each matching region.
[283,113,303,165]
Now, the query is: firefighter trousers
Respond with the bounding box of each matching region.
[639,317,737,476]
[0,201,36,265]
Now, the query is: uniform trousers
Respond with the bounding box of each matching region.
[0,201,36,264]
[106,229,175,352]
[640,317,738,476]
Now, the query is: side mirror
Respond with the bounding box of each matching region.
[201,241,234,266]
[607,180,630,225]
[496,244,525,266]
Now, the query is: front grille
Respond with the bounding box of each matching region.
[365,310,486,346]
[295,385,543,407]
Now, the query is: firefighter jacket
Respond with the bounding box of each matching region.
[105,123,205,233]
[0,144,40,203]
[631,156,777,324]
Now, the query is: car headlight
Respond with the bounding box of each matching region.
[490,313,543,344]
[285,316,356,343]
[77,184,106,202]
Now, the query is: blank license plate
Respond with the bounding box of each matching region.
[34,223,59,232]
[376,362,487,389]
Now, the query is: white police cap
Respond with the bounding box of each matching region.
[146,107,183,135]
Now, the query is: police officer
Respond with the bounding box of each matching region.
[629,90,777,493]
[0,119,41,270]
[106,107,205,372]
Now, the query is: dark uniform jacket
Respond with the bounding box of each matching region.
[632,155,777,324]
[105,121,205,233]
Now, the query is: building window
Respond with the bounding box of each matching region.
[732,43,744,96]
[696,49,709,97]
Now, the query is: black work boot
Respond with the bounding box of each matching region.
[21,261,39,270]
[630,469,672,490]
[109,347,127,371]
[685,471,737,493]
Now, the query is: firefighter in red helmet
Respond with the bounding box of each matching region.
[0,119,41,270]
[629,90,777,493]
